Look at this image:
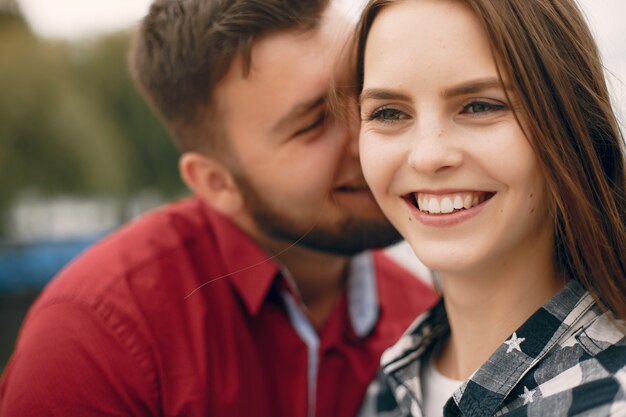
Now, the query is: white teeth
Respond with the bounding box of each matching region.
[416,191,489,214]
[453,195,463,209]
[463,194,473,209]
[441,197,454,214]
[428,198,441,214]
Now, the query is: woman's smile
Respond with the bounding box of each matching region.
[403,190,495,227]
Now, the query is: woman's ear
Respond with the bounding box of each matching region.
[179,152,244,216]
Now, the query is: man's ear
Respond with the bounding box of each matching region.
[179,152,244,216]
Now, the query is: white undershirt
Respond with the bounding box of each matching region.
[421,357,464,417]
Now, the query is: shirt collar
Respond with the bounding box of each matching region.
[280,251,380,339]
[346,252,380,338]
[382,279,596,417]
[205,205,281,316]
[452,280,594,417]
[205,204,380,330]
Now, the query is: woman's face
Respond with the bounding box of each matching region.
[359,0,552,276]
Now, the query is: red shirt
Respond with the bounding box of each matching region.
[1,198,437,417]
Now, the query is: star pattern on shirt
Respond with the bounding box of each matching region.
[519,386,536,405]
[504,332,526,353]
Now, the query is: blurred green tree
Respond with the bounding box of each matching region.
[70,32,182,194]
[0,10,184,234]
[0,0,19,14]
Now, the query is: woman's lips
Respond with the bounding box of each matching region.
[403,191,495,226]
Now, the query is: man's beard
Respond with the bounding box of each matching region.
[233,172,401,256]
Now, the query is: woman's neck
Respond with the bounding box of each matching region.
[435,245,565,380]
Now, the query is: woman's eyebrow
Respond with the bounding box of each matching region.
[359,89,411,104]
[442,78,510,98]
[360,78,512,104]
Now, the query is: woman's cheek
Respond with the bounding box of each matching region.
[360,134,403,210]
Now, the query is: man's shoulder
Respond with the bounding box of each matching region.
[371,250,438,325]
[372,250,436,299]
[38,197,222,307]
[0,200,211,417]
[95,196,211,266]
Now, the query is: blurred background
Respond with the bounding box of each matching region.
[0,0,624,372]
[0,0,182,371]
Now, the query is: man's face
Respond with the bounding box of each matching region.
[214,4,400,255]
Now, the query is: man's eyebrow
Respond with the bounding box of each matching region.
[272,96,325,133]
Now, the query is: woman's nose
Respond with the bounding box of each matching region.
[407,119,463,175]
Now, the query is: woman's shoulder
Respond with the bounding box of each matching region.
[503,306,626,416]
[565,305,626,374]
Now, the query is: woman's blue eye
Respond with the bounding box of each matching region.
[463,101,506,114]
[369,107,407,122]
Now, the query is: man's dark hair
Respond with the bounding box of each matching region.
[130,0,330,152]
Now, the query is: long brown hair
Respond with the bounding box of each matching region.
[357,0,626,319]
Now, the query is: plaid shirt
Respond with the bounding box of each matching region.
[358,280,626,417]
